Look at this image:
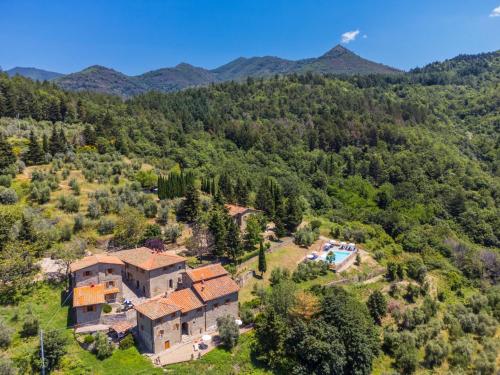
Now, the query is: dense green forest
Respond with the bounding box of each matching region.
[0,50,499,374]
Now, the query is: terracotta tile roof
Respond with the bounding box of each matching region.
[225,204,251,216]
[70,254,124,273]
[73,284,105,307]
[115,247,186,271]
[164,289,204,314]
[186,263,228,283]
[192,275,240,302]
[134,298,181,320]
[103,287,120,295]
[110,320,136,334]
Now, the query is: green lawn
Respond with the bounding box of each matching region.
[165,332,271,375]
[0,282,162,375]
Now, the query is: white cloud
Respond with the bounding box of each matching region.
[490,6,500,17]
[341,30,360,44]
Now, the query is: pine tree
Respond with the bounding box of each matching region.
[49,127,59,155]
[208,208,228,258]
[256,178,275,217]
[226,217,242,261]
[258,240,267,276]
[42,133,49,154]
[284,194,303,233]
[218,172,234,203]
[58,128,67,152]
[0,134,15,170]
[82,124,96,145]
[24,130,44,166]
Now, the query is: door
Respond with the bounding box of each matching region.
[164,340,170,350]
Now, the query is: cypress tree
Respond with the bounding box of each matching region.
[182,183,200,222]
[258,240,267,276]
[208,208,228,258]
[0,133,15,170]
[24,130,44,166]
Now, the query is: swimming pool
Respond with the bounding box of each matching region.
[316,249,352,265]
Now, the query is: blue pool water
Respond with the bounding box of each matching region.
[317,249,352,265]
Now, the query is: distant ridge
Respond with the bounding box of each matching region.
[6,44,401,97]
[5,67,63,81]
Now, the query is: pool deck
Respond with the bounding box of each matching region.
[303,238,357,272]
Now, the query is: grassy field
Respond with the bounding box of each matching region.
[165,332,271,375]
[0,282,162,375]
[237,240,321,302]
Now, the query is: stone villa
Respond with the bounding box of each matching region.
[225,204,259,231]
[69,248,240,354]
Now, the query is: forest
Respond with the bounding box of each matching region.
[0,50,498,374]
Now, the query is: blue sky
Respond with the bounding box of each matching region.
[1,0,499,75]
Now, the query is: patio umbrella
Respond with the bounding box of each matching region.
[235,319,243,326]
[202,334,212,341]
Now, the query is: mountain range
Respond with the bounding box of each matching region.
[4,45,400,97]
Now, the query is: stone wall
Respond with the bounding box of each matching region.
[75,304,103,326]
[137,312,154,352]
[205,292,239,331]
[149,261,186,297]
[123,261,186,298]
[152,311,182,353]
[180,308,205,336]
[72,263,123,298]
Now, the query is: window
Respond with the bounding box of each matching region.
[214,303,219,308]
[84,270,92,276]
[175,324,179,330]
[85,305,95,312]
[225,299,230,304]
[169,279,173,288]
[159,330,164,337]
[106,281,115,288]
[178,277,182,284]
[106,268,113,274]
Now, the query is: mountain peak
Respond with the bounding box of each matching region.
[321,44,354,58]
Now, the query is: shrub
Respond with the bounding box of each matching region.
[37,330,67,372]
[0,187,18,204]
[269,267,290,286]
[367,290,387,324]
[93,332,113,359]
[156,204,169,225]
[405,284,420,303]
[143,200,157,218]
[118,333,135,350]
[393,332,417,374]
[216,315,239,349]
[0,175,12,187]
[240,306,255,325]
[83,335,95,344]
[87,200,100,218]
[69,178,80,195]
[406,258,427,283]
[424,338,448,368]
[164,224,182,243]
[97,218,115,235]
[58,195,80,213]
[0,354,16,375]
[0,320,12,348]
[102,304,112,314]
[59,224,72,241]
[449,338,473,369]
[73,214,84,233]
[21,314,39,337]
[293,226,319,247]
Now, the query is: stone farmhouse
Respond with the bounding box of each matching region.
[135,263,239,353]
[69,254,124,325]
[69,249,240,354]
[225,204,259,231]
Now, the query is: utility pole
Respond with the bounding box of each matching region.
[40,329,45,375]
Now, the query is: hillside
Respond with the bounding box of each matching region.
[50,44,400,96]
[5,67,63,81]
[0,50,498,374]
